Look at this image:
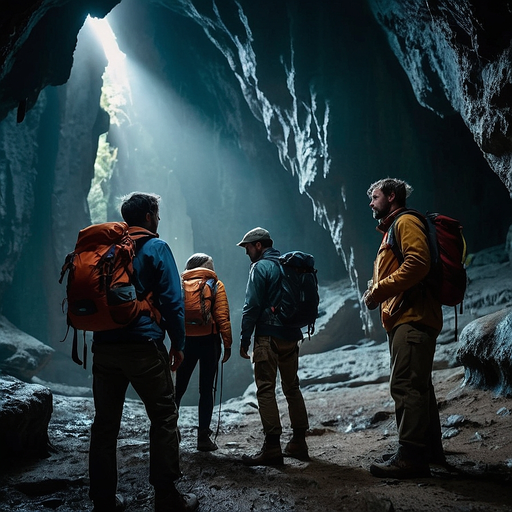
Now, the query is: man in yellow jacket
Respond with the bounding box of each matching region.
[363,178,444,479]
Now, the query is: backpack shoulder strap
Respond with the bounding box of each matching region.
[126,227,158,255]
[387,209,428,265]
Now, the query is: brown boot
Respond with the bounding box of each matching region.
[370,448,431,479]
[284,429,310,461]
[242,441,283,466]
[284,438,310,461]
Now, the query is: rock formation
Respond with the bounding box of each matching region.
[369,0,512,191]
[458,307,512,395]
[0,316,53,381]
[0,374,53,458]
[0,2,512,460]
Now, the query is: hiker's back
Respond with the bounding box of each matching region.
[182,267,218,337]
[95,235,176,340]
[245,248,319,338]
[61,223,158,329]
[274,251,319,335]
[388,210,467,307]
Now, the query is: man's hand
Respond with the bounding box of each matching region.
[222,347,231,364]
[363,289,379,310]
[169,348,184,371]
[240,345,251,360]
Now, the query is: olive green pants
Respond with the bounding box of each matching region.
[388,323,443,457]
[253,335,309,437]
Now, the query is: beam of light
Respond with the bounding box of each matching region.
[85,15,131,126]
[86,15,126,71]
[84,15,132,223]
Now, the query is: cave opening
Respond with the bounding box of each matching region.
[86,16,123,224]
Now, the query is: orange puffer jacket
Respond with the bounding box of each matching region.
[182,267,233,349]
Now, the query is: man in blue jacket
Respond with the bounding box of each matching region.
[89,192,198,512]
[238,227,309,466]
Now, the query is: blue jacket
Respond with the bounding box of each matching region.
[93,236,186,351]
[240,247,302,348]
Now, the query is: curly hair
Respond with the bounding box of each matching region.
[367,178,413,207]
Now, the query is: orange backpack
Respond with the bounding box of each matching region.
[59,222,160,367]
[181,268,218,327]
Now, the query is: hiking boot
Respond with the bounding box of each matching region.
[197,429,218,452]
[92,494,126,512]
[427,444,447,466]
[242,442,284,466]
[370,451,431,479]
[283,438,310,461]
[155,487,199,512]
[380,448,447,467]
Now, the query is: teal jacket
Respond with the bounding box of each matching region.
[240,247,302,348]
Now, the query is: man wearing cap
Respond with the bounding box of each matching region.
[237,227,309,466]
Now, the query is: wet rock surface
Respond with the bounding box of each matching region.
[0,375,52,460]
[0,317,54,381]
[458,307,512,396]
[1,367,511,512]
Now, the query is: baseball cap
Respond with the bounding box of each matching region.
[237,227,272,246]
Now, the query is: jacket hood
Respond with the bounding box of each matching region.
[181,267,218,281]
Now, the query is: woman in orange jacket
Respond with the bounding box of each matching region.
[175,253,232,451]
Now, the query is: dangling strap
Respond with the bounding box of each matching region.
[83,331,88,370]
[213,356,224,442]
[71,328,83,366]
[59,252,75,284]
[453,301,464,342]
[59,324,70,343]
[454,306,458,342]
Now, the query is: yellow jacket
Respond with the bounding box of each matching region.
[370,209,443,334]
[182,268,233,349]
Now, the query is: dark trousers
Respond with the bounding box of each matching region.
[388,323,443,458]
[175,333,221,431]
[89,342,180,504]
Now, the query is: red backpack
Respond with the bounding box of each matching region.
[59,222,160,368]
[388,210,468,307]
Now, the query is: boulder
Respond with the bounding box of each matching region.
[0,374,53,458]
[0,315,54,381]
[457,306,512,396]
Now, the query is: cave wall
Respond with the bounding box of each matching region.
[0,0,121,122]
[110,0,512,285]
[1,20,110,384]
[0,0,512,390]
[369,0,512,192]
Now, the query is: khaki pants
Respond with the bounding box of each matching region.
[253,335,309,436]
[388,324,442,456]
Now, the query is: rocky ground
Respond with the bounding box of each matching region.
[0,366,511,512]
